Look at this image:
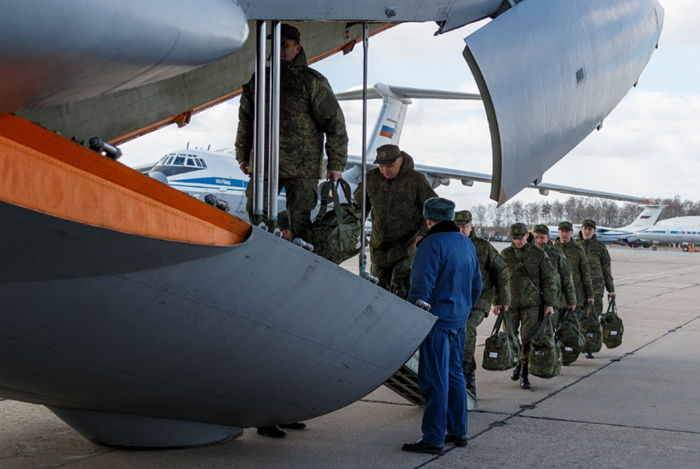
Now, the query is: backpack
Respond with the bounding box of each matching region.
[557,308,585,365]
[482,312,520,371]
[580,304,603,353]
[528,315,561,378]
[305,179,362,264]
[601,298,624,349]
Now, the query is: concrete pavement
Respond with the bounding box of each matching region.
[1,245,699,468]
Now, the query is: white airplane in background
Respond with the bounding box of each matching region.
[139,83,651,221]
[545,205,666,245]
[629,215,700,247]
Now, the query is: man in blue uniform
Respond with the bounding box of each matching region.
[402,197,482,455]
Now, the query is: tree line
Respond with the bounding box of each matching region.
[470,195,700,233]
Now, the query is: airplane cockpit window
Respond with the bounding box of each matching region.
[186,158,196,167]
[173,156,185,166]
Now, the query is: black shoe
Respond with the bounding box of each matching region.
[510,363,522,381]
[585,352,594,359]
[257,426,287,438]
[445,434,468,447]
[520,366,531,389]
[279,422,306,430]
[401,440,444,455]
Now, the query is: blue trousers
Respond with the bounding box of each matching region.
[417,325,467,445]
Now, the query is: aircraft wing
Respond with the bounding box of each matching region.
[345,156,651,204]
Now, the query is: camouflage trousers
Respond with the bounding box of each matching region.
[593,294,605,316]
[505,306,541,363]
[370,256,412,299]
[462,309,487,376]
[246,177,318,239]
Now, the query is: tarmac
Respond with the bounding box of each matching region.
[2,245,699,468]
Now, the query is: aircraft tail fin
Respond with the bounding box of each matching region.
[622,205,666,230]
[336,83,480,159]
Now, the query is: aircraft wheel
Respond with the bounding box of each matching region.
[682,246,689,252]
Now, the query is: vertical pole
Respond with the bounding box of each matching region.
[253,21,267,225]
[268,21,281,232]
[359,23,369,275]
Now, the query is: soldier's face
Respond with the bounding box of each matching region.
[281,228,293,241]
[458,223,473,237]
[559,230,573,242]
[378,157,403,180]
[582,227,596,239]
[534,233,549,247]
[512,237,526,248]
[281,39,301,62]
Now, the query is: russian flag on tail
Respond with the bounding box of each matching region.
[639,215,650,219]
[379,125,395,139]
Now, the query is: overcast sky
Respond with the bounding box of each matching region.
[121,0,699,212]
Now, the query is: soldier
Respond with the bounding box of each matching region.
[500,223,557,390]
[454,210,510,398]
[532,224,576,326]
[235,23,348,239]
[577,219,616,358]
[354,144,437,298]
[402,197,482,454]
[555,221,594,323]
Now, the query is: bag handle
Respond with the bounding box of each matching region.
[490,310,506,337]
[606,297,617,315]
[315,179,354,224]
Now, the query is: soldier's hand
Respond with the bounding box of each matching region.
[587,298,595,304]
[326,169,342,181]
[414,236,423,247]
[544,306,554,316]
[491,306,500,315]
[608,292,616,298]
[239,161,250,175]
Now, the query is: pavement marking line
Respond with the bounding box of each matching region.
[359,398,414,407]
[463,313,700,445]
[519,414,700,436]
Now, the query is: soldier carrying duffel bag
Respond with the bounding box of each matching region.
[482,309,520,371]
[580,303,603,358]
[601,297,624,348]
[557,308,585,365]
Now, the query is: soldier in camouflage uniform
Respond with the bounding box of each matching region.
[354,144,437,298]
[577,219,616,358]
[532,224,576,326]
[455,210,510,398]
[500,223,557,389]
[235,24,348,239]
[555,221,594,322]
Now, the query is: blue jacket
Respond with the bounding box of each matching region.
[408,221,483,329]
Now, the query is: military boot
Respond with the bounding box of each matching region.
[520,365,531,390]
[510,363,522,381]
[465,370,477,398]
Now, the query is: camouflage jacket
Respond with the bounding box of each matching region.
[501,242,557,309]
[354,154,437,267]
[235,48,348,179]
[471,233,511,313]
[555,239,594,306]
[577,234,615,294]
[543,243,577,309]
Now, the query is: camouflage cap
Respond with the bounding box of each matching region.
[510,222,528,239]
[454,210,472,225]
[277,210,290,230]
[423,197,455,222]
[582,219,597,228]
[558,221,573,231]
[373,144,402,165]
[533,224,550,235]
[280,23,301,42]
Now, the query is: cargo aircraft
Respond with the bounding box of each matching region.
[629,215,700,247]
[0,0,664,448]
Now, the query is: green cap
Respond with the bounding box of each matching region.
[582,219,596,228]
[454,210,472,225]
[269,24,301,43]
[510,223,528,239]
[533,224,549,235]
[373,144,402,164]
[558,221,573,231]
